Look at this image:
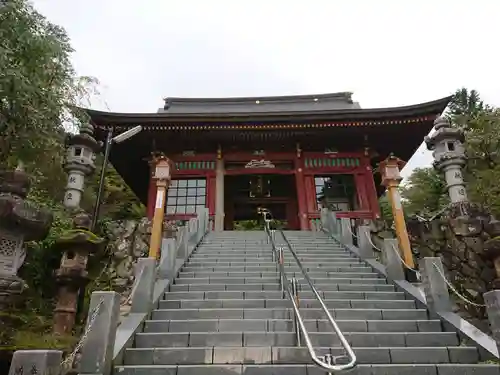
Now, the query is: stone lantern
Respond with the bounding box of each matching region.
[53,122,104,334]
[0,167,52,308]
[425,116,467,203]
[63,123,100,209]
[53,212,105,334]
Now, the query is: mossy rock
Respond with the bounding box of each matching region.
[53,229,106,253]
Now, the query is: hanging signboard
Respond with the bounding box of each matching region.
[245,159,275,169]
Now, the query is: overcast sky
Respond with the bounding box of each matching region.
[33,0,500,178]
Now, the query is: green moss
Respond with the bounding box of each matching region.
[58,229,104,244]
[13,331,77,350]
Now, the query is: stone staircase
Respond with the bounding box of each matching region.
[116,231,500,374]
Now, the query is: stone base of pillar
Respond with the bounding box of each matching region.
[404,268,420,283]
[215,213,225,232]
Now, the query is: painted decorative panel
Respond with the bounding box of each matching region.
[304,157,360,168]
[175,161,216,170]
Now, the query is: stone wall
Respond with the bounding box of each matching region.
[96,218,151,306]
[404,202,497,328]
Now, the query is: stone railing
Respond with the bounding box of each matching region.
[8,208,210,375]
[320,208,500,361]
[309,210,371,232]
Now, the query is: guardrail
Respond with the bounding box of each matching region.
[261,209,357,373]
[9,208,210,375]
[319,207,500,361]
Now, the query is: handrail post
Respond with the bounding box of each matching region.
[130,258,156,313]
[291,277,301,346]
[382,238,405,281]
[158,237,176,282]
[328,211,338,235]
[357,225,374,258]
[278,246,285,297]
[79,291,121,375]
[483,290,500,354]
[9,350,62,375]
[420,257,452,317]
[340,218,353,245]
[179,224,189,261]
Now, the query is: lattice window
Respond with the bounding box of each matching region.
[0,232,23,274]
[166,178,207,214]
[0,237,17,257]
[315,175,358,211]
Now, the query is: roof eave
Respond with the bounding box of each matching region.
[82,96,452,126]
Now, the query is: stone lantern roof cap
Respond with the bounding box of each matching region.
[65,123,101,152]
[425,116,465,150]
[0,169,53,240]
[52,212,104,252]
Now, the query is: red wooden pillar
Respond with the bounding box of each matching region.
[146,168,156,219]
[286,199,299,229]
[304,175,316,230]
[294,156,308,230]
[364,166,381,218]
[207,175,216,217]
[354,172,369,211]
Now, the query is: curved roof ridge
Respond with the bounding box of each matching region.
[161,92,360,113]
[163,91,354,104]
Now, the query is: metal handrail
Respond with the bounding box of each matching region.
[260,209,357,372]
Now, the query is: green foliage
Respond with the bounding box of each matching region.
[84,157,146,221]
[234,220,263,230]
[402,88,500,217]
[0,0,96,167]
[0,310,77,350]
[448,87,484,128]
[378,195,393,224]
[0,0,145,354]
[401,168,449,217]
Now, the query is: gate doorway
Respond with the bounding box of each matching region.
[224,174,299,230]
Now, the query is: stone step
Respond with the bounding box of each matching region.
[185,261,363,267]
[177,271,382,279]
[195,249,347,253]
[114,363,500,374]
[174,277,388,285]
[199,245,349,254]
[193,250,353,259]
[134,331,459,348]
[123,346,481,366]
[151,308,428,321]
[143,319,442,333]
[190,250,349,255]
[117,231,494,374]
[163,291,406,301]
[169,283,396,292]
[181,266,373,273]
[158,299,415,310]
[197,248,342,251]
[189,256,354,261]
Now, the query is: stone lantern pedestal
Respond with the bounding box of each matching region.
[53,212,105,335]
[0,168,52,308]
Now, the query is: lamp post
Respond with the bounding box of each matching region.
[148,154,173,259]
[91,125,142,231]
[379,155,417,279]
